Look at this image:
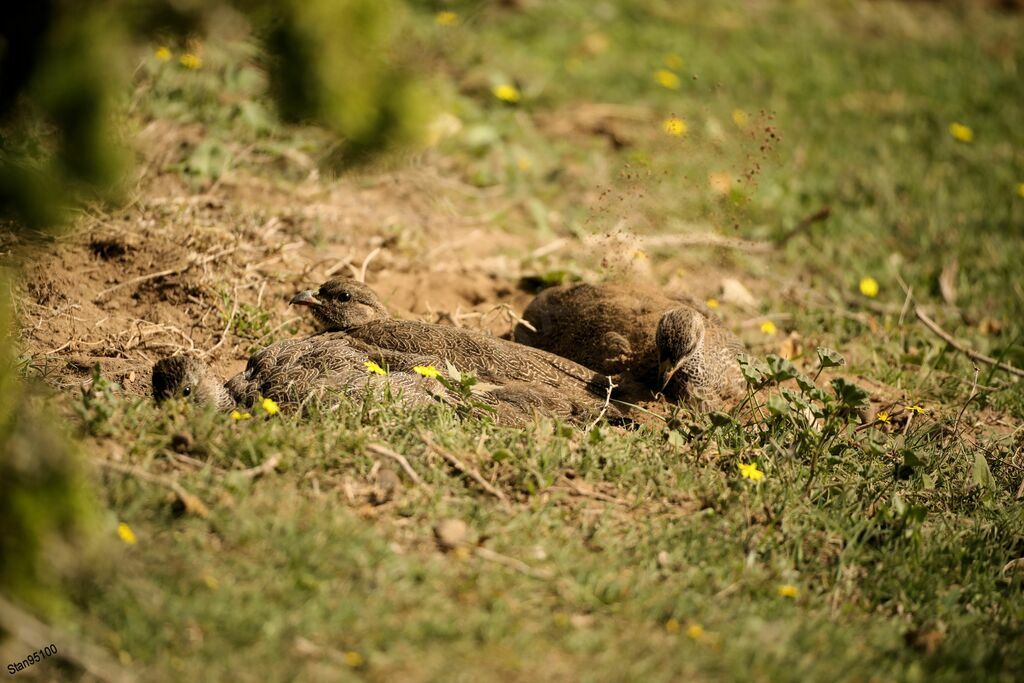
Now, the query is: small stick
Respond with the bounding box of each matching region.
[474,547,552,580]
[96,460,210,518]
[235,454,281,480]
[916,307,1024,379]
[642,233,774,253]
[586,376,618,432]
[423,435,509,504]
[778,206,831,245]
[94,246,236,301]
[365,443,424,487]
[204,288,238,358]
[357,247,382,284]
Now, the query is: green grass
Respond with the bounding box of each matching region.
[24,0,1024,680]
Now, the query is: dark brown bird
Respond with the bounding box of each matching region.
[289,279,618,402]
[514,282,746,408]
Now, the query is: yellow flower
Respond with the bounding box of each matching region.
[492,84,521,103]
[664,617,681,634]
[662,116,687,137]
[664,53,684,70]
[154,47,172,62]
[948,122,973,143]
[738,462,764,482]
[364,360,387,376]
[705,298,720,309]
[261,397,280,415]
[230,410,252,421]
[413,365,441,378]
[1017,183,1024,198]
[435,11,458,25]
[343,651,364,668]
[731,109,749,128]
[760,320,777,335]
[859,276,879,298]
[876,411,890,423]
[906,404,926,415]
[655,69,681,90]
[179,53,202,70]
[686,624,705,639]
[777,584,799,598]
[117,522,137,545]
[202,573,219,590]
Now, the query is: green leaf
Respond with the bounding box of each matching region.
[816,347,845,369]
[971,452,993,490]
[767,393,790,416]
[831,378,869,410]
[738,355,767,387]
[766,355,798,382]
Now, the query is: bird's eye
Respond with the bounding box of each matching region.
[338,291,351,302]
[182,386,192,397]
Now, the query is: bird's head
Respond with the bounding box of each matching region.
[289,278,390,331]
[152,356,231,410]
[656,307,706,399]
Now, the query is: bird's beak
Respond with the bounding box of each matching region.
[660,359,684,392]
[290,290,321,307]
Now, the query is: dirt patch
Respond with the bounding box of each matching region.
[10,118,786,409]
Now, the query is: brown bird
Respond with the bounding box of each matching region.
[153,334,612,426]
[289,279,619,403]
[152,334,442,411]
[514,282,746,408]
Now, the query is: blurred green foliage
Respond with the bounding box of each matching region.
[0,272,95,613]
[0,0,426,231]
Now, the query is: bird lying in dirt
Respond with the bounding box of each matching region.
[152,335,441,411]
[289,278,624,419]
[153,334,615,426]
[513,282,746,409]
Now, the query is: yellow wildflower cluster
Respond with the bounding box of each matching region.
[364,360,387,375]
[261,397,280,415]
[948,122,973,143]
[731,109,749,129]
[492,84,521,104]
[435,11,458,25]
[876,411,890,423]
[154,47,172,62]
[179,53,202,70]
[906,404,926,415]
[859,276,879,298]
[760,320,777,335]
[117,522,137,545]
[230,410,252,421]
[662,116,687,137]
[655,69,681,90]
[738,462,764,481]
[705,298,719,309]
[413,365,441,378]
[1017,183,1024,198]
[777,584,799,598]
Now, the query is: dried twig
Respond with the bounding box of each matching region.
[96,460,210,518]
[586,376,618,432]
[422,435,509,504]
[365,443,424,487]
[642,233,774,252]
[235,454,281,480]
[915,307,1024,379]
[204,287,239,358]
[778,206,831,245]
[94,246,236,301]
[474,547,552,580]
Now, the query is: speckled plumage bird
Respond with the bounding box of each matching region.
[289,279,619,403]
[152,334,442,411]
[153,334,614,426]
[514,282,746,408]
